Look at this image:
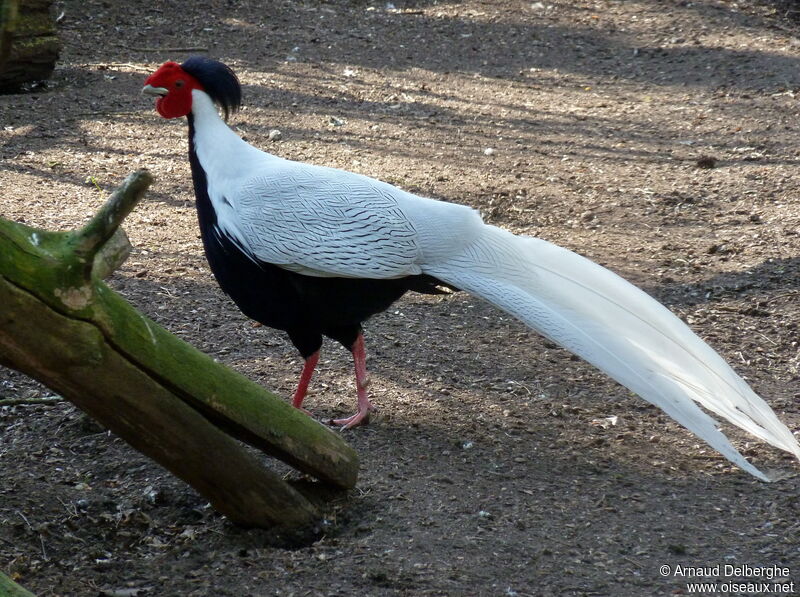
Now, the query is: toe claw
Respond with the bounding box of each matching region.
[331,403,374,429]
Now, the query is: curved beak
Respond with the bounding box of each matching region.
[141,84,168,97]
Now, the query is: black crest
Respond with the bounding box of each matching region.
[181,56,242,120]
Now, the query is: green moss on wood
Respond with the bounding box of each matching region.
[0,214,359,488]
[0,171,359,525]
[0,571,36,597]
[0,274,321,528]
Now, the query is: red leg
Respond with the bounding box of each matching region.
[333,333,376,429]
[292,350,320,411]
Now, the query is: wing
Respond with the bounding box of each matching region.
[221,160,484,279]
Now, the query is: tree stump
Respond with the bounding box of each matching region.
[0,0,60,91]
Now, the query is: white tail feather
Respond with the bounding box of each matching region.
[424,225,800,480]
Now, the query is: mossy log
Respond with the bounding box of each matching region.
[0,0,60,90]
[0,571,36,597]
[0,170,359,530]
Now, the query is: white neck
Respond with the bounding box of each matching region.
[189,90,281,254]
[189,90,277,185]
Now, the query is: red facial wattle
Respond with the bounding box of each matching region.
[142,61,204,119]
[154,95,166,118]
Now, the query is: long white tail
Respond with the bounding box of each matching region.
[424,225,800,480]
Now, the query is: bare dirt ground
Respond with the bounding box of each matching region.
[2,0,800,595]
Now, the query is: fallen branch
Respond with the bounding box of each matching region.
[124,46,208,53]
[64,171,146,279]
[0,396,63,407]
[0,170,359,530]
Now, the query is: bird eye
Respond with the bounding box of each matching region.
[175,79,185,88]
